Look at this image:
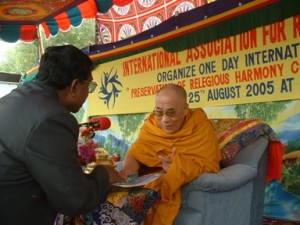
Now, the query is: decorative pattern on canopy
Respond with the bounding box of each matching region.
[0,0,136,43]
[96,0,206,44]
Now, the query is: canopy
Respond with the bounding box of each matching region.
[0,0,211,43]
[0,0,134,43]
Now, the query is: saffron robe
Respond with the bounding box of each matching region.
[126,108,221,225]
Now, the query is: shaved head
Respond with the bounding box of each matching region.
[156,84,187,104]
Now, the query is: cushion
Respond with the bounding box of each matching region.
[55,188,160,225]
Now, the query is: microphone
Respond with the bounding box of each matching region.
[79,117,111,131]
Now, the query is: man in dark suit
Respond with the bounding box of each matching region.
[0,45,123,225]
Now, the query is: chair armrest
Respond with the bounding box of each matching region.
[180,164,257,208]
[182,164,257,193]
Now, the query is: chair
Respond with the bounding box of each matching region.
[173,136,269,225]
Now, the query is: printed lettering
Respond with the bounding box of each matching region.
[262,21,287,45]
[281,78,294,93]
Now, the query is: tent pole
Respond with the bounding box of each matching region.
[37,25,44,64]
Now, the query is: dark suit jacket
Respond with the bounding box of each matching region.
[0,81,110,225]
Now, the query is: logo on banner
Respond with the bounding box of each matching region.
[97,67,123,109]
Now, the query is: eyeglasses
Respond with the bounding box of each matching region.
[153,109,177,119]
[82,80,98,93]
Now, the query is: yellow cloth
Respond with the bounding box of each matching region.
[126,108,221,225]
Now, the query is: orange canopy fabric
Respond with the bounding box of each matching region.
[126,108,221,225]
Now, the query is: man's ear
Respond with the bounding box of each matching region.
[69,79,80,97]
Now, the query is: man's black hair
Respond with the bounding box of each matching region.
[36,45,94,89]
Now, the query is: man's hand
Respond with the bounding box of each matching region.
[159,147,176,172]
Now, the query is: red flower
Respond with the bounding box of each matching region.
[78,139,97,166]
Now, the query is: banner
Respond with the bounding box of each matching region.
[88,15,300,115]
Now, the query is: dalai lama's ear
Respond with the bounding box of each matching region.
[183,103,189,116]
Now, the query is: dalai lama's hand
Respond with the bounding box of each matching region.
[102,165,126,184]
[119,155,141,182]
[159,147,176,172]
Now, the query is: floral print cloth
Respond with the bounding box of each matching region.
[55,188,160,225]
[211,118,283,183]
[211,118,279,167]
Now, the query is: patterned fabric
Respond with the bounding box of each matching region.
[211,119,279,167]
[55,188,160,225]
